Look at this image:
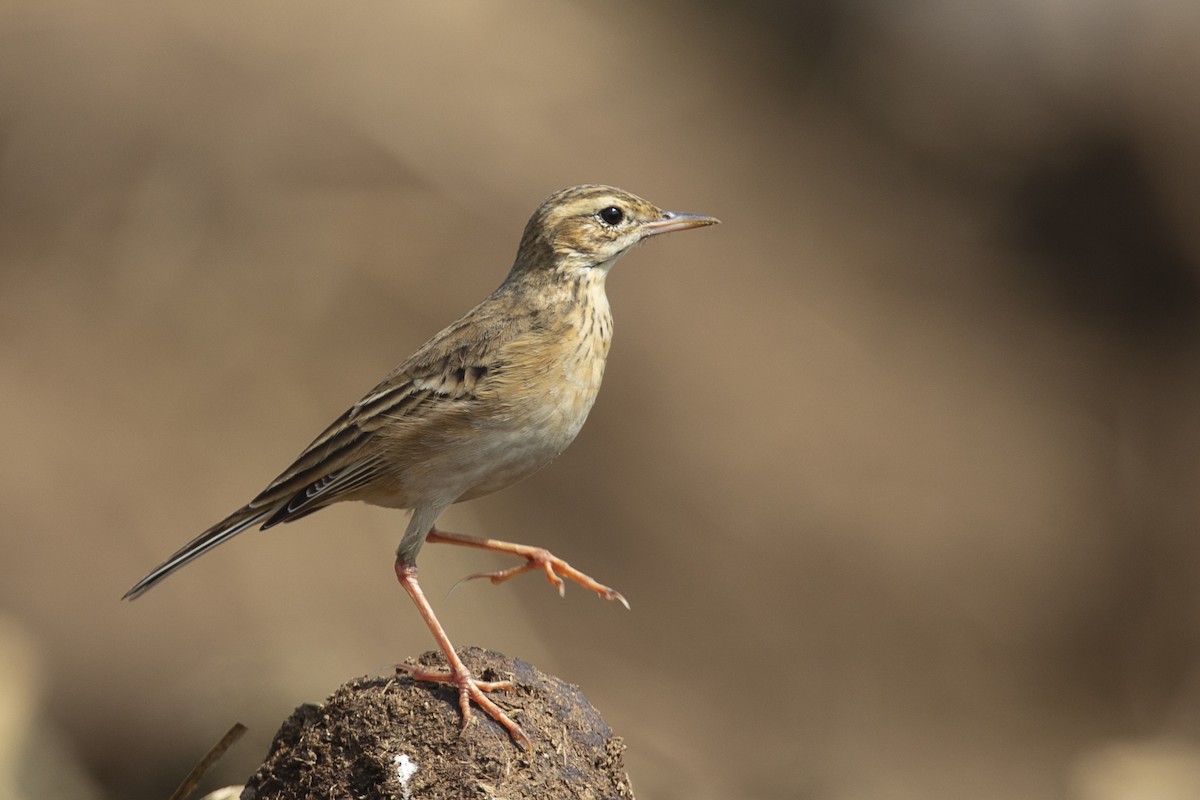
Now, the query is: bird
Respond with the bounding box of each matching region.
[123,184,719,747]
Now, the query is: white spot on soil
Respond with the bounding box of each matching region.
[393,753,418,799]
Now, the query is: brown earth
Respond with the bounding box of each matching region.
[241,648,633,800]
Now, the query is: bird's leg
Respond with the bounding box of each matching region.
[426,528,629,609]
[393,559,530,748]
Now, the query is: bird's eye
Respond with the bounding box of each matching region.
[598,206,624,226]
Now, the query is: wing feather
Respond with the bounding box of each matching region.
[244,305,529,516]
[122,287,547,599]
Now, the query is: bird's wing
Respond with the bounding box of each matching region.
[247,303,529,525]
[122,294,537,601]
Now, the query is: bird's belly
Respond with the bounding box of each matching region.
[363,306,611,511]
[363,370,604,512]
[455,341,607,501]
[462,386,599,499]
[448,428,566,501]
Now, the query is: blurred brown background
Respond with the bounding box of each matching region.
[3,2,1200,798]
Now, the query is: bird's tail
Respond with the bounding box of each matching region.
[122,504,275,600]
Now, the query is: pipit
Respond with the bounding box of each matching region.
[124,184,718,747]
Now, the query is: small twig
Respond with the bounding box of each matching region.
[168,722,248,800]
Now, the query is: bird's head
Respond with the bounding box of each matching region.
[510,185,719,280]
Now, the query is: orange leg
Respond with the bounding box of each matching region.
[394,559,530,748]
[426,528,630,609]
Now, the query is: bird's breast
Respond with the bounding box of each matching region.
[453,285,613,500]
[503,299,612,445]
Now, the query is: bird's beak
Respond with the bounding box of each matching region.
[638,210,721,238]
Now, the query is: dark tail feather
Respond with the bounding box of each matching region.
[122,504,275,600]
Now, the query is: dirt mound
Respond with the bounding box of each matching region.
[241,647,635,800]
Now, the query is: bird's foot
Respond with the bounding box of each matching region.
[463,547,630,608]
[426,528,630,608]
[396,659,530,748]
[394,559,530,748]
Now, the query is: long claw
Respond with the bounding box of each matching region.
[395,661,528,747]
[427,530,629,608]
